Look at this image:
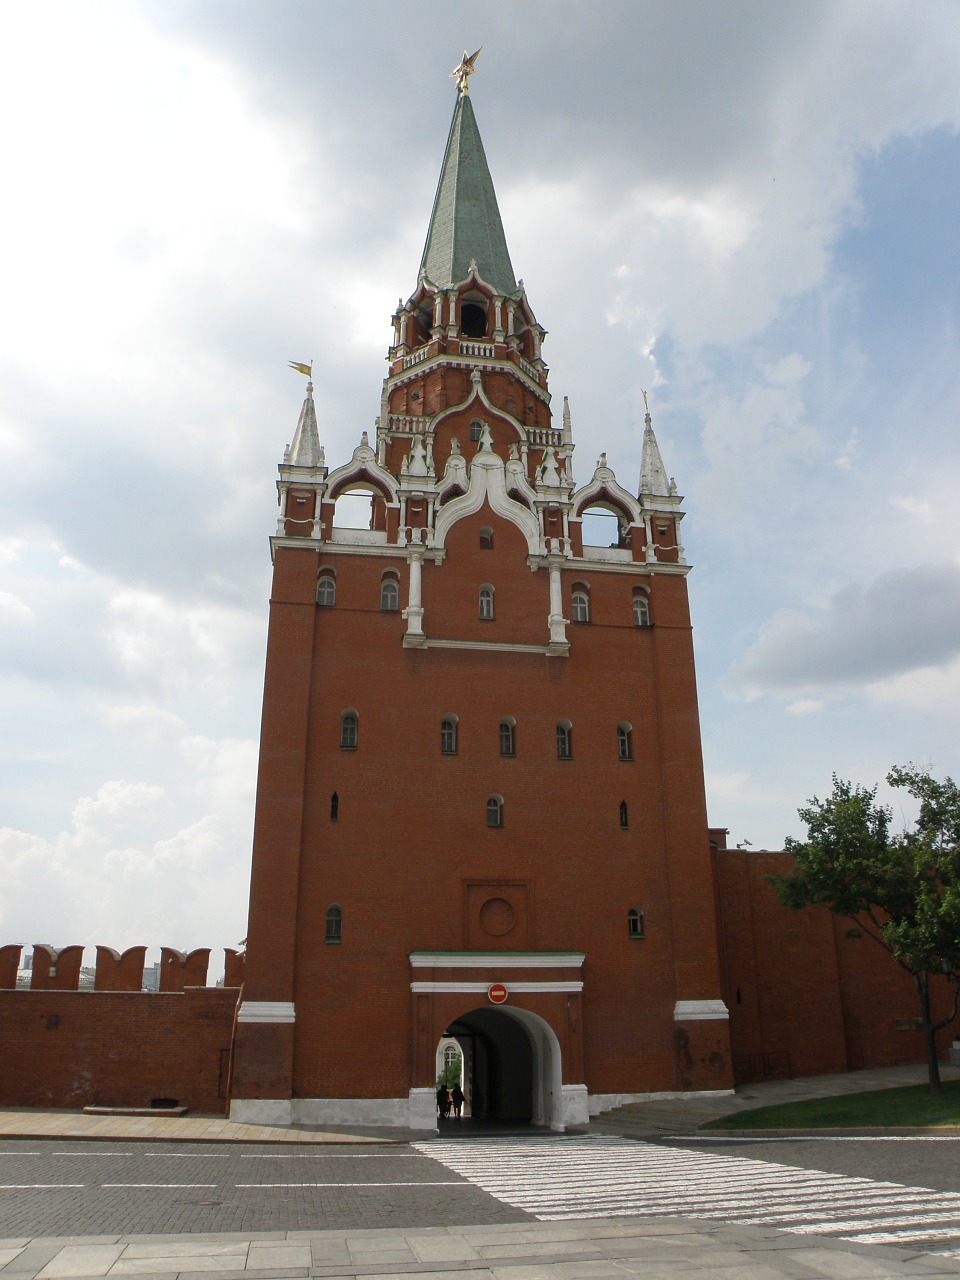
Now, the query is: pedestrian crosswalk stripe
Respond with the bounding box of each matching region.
[415,1135,960,1259]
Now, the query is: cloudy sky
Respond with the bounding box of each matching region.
[2,1,959,975]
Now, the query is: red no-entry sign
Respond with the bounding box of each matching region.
[488,982,508,1004]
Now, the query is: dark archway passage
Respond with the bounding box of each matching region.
[439,1005,564,1133]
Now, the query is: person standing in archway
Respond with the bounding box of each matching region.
[436,1083,450,1119]
[451,1082,464,1118]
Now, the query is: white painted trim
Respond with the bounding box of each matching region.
[411,981,583,994]
[588,1088,735,1116]
[420,638,552,655]
[411,951,585,969]
[674,999,729,1021]
[237,1001,296,1024]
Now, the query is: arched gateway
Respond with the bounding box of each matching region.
[443,1005,565,1130]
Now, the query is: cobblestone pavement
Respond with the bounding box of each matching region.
[0,1143,525,1237]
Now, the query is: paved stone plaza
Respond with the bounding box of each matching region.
[2,1066,960,1279]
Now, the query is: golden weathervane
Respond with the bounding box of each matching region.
[451,48,482,95]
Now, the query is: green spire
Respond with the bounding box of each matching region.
[419,93,517,296]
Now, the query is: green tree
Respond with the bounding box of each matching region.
[437,1050,463,1090]
[773,766,960,1093]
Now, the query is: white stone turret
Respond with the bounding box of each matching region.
[638,406,672,501]
[284,382,323,468]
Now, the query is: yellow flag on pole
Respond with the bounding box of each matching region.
[288,360,313,377]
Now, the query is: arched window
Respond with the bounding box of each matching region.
[479,584,495,620]
[571,587,590,623]
[441,715,458,755]
[340,710,358,750]
[619,800,629,829]
[557,720,573,760]
[470,419,483,442]
[581,504,631,549]
[325,904,343,944]
[487,795,504,828]
[380,578,399,611]
[460,302,487,339]
[627,908,644,939]
[633,590,651,627]
[618,722,633,761]
[330,792,339,822]
[499,717,516,757]
[317,574,336,607]
[479,526,494,550]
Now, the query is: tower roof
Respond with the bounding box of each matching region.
[419,92,518,296]
[284,381,322,468]
[639,408,672,499]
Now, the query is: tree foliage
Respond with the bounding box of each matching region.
[773,765,960,1092]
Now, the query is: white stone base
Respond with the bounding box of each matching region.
[561,1084,589,1129]
[232,1090,437,1132]
[588,1088,735,1117]
[229,1098,292,1126]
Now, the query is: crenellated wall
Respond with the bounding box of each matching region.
[0,944,245,1113]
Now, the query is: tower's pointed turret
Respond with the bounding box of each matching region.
[638,401,672,499]
[419,91,517,294]
[284,380,322,468]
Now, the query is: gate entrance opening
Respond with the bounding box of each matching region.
[440,1005,564,1130]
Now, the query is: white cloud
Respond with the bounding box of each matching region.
[891,495,936,524]
[72,780,168,840]
[786,699,825,716]
[1,0,960,941]
[101,703,185,739]
[730,562,960,698]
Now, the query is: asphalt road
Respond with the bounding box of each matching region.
[661,1134,960,1194]
[0,1141,526,1237]
[3,1133,960,1248]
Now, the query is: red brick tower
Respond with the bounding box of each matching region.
[231,66,733,1130]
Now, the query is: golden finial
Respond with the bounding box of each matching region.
[451,48,482,95]
[288,360,313,378]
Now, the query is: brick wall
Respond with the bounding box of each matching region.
[715,848,955,1080]
[0,987,238,1112]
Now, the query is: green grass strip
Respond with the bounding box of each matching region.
[706,1079,960,1130]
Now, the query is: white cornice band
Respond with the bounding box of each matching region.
[674,999,729,1021]
[411,981,583,994]
[237,1001,296,1024]
[410,952,585,969]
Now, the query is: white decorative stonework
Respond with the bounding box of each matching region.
[673,999,729,1021]
[433,438,541,554]
[236,1001,296,1024]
